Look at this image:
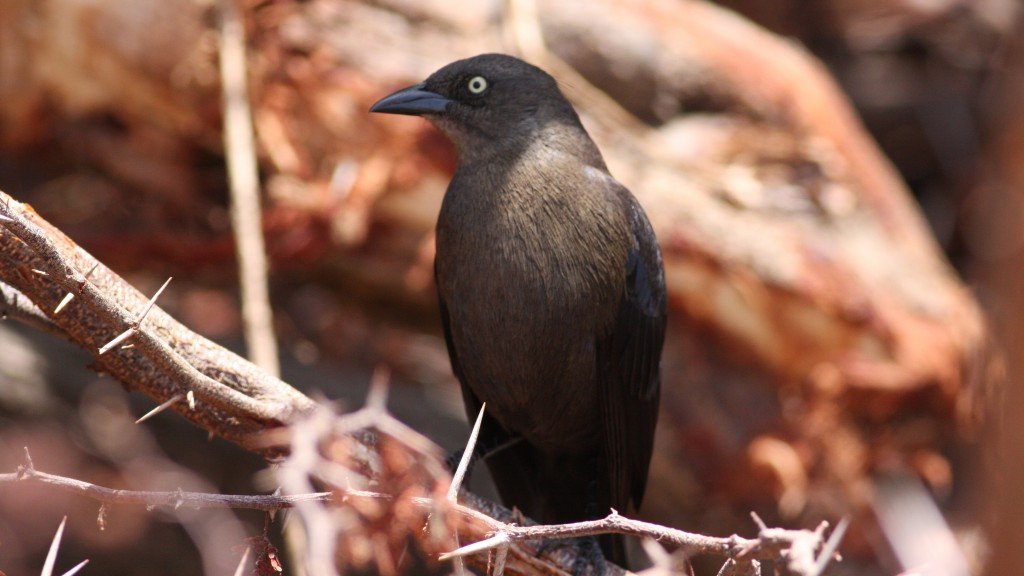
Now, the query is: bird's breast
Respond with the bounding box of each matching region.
[435,175,629,450]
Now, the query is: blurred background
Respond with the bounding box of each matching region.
[1,0,1022,574]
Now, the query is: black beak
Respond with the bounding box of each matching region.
[370,83,452,116]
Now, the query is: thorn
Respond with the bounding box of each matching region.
[135,393,184,424]
[750,511,768,532]
[186,390,196,409]
[233,547,252,576]
[269,487,282,520]
[448,403,485,502]
[641,538,674,570]
[53,292,75,315]
[446,403,486,576]
[120,343,135,350]
[54,263,99,315]
[32,269,49,276]
[41,516,68,576]
[137,277,172,324]
[99,327,136,355]
[0,197,12,223]
[23,446,35,471]
[438,532,510,561]
[100,277,172,355]
[493,544,508,576]
[811,517,850,576]
[364,364,391,411]
[60,559,90,576]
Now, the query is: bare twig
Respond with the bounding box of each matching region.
[218,0,280,377]
[279,408,341,576]
[3,464,332,511]
[440,509,847,576]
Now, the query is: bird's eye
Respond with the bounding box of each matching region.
[467,76,488,95]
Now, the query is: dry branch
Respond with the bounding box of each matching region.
[2,400,846,576]
[1,461,331,512]
[0,189,313,446]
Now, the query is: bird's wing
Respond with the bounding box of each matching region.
[596,182,666,511]
[437,275,542,514]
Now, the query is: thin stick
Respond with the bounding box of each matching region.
[218,0,280,377]
[3,466,332,511]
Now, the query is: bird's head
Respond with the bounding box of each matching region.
[370,54,580,154]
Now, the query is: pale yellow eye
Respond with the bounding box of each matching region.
[467,76,488,94]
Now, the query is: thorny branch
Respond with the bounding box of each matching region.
[2,448,332,511]
[0,189,848,575]
[270,380,848,576]
[3,390,847,576]
[0,190,314,447]
[441,510,845,572]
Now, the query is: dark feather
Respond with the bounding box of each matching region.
[596,184,666,513]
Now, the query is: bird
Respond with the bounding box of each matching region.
[370,54,665,568]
